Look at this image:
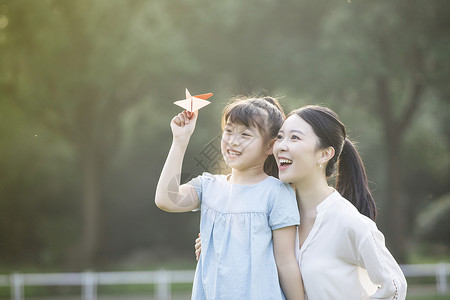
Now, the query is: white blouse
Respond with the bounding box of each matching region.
[295,190,407,300]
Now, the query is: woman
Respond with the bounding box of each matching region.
[196,105,407,299]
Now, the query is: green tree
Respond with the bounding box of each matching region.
[0,0,195,266]
[304,0,450,262]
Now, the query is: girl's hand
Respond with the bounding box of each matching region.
[195,233,201,261]
[171,110,198,143]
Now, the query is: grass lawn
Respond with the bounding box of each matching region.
[407,296,449,300]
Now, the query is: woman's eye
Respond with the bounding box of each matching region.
[292,135,300,140]
[276,134,283,140]
[242,132,251,137]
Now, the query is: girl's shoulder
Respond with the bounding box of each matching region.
[199,172,225,180]
[257,177,295,200]
[266,176,294,190]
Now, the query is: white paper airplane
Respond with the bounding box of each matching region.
[174,88,213,112]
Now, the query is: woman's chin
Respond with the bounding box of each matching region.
[278,172,293,183]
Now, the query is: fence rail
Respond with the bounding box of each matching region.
[0,263,448,300]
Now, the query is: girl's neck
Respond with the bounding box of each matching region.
[294,177,334,213]
[228,167,268,185]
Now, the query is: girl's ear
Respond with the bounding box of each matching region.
[266,138,276,155]
[318,146,335,165]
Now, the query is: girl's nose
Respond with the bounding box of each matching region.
[231,138,239,147]
[229,134,240,146]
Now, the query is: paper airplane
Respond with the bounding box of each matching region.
[174,88,213,112]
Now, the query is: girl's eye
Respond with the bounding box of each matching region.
[276,134,283,140]
[242,132,251,137]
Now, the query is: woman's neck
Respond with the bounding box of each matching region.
[293,177,334,213]
[229,167,268,185]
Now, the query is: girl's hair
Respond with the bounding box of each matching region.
[221,96,285,178]
[289,105,377,221]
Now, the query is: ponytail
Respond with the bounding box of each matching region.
[262,97,283,178]
[264,155,279,178]
[336,138,377,221]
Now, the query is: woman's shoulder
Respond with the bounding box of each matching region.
[330,193,378,233]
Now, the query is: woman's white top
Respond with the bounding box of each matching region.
[295,190,407,300]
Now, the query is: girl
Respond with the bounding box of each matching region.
[196,105,407,299]
[155,97,304,300]
[274,105,407,299]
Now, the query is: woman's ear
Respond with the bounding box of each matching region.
[318,146,335,165]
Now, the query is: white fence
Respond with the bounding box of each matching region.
[0,263,448,300]
[0,270,194,300]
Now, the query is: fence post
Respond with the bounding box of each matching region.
[82,271,97,300]
[436,263,448,295]
[10,273,24,300]
[156,269,171,300]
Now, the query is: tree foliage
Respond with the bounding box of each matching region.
[416,193,450,248]
[0,0,448,268]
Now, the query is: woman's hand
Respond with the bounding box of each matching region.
[195,233,201,261]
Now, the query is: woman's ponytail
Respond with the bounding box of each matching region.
[336,138,377,221]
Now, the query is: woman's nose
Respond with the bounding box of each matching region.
[276,139,288,151]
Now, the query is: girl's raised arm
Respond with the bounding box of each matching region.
[155,111,200,212]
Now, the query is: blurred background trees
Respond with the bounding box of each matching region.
[0,0,448,270]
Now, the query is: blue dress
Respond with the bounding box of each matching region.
[188,173,300,300]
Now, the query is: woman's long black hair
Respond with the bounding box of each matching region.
[290,105,377,221]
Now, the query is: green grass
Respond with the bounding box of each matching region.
[407,295,449,300]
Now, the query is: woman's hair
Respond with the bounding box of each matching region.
[221,96,285,178]
[289,105,377,221]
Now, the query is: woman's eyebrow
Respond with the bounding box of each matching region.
[279,129,305,136]
[292,130,306,136]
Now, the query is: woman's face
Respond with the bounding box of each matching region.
[273,114,321,184]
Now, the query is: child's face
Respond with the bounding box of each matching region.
[221,122,272,171]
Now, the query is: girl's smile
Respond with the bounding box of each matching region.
[221,122,269,170]
[225,148,242,159]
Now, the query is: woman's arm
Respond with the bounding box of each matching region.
[155,111,200,212]
[273,226,305,300]
[358,230,407,300]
